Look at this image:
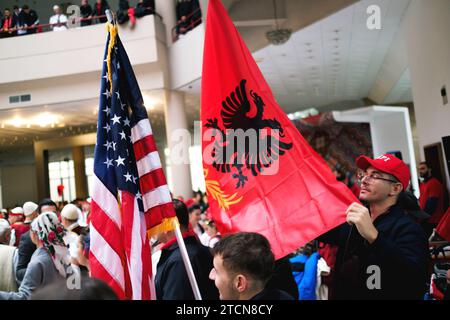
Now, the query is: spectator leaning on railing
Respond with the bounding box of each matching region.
[13,5,27,36]
[0,8,17,38]
[49,5,68,31]
[22,5,39,34]
[94,0,110,23]
[135,0,155,17]
[80,0,94,27]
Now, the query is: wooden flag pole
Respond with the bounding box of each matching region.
[173,220,203,300]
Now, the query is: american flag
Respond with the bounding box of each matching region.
[89,24,176,300]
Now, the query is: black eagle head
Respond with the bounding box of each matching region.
[268,118,285,137]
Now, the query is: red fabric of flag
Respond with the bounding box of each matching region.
[201,0,358,259]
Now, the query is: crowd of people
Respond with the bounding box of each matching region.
[0,0,157,38]
[0,153,449,300]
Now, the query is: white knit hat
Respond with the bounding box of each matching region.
[23,201,38,217]
[10,207,24,216]
[61,204,80,220]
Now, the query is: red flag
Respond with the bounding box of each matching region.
[201,0,358,259]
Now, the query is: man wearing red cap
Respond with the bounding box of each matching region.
[319,154,428,300]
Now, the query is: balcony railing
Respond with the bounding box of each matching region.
[171,7,202,43]
[0,7,160,37]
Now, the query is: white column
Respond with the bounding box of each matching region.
[199,0,208,19]
[155,0,178,45]
[164,90,193,199]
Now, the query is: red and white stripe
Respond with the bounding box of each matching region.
[90,177,127,299]
[91,119,172,300]
[132,119,173,229]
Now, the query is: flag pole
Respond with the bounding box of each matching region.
[172,220,203,300]
[105,9,116,25]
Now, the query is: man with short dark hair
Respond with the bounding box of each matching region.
[188,204,204,238]
[210,232,294,300]
[37,198,58,215]
[319,154,428,300]
[154,199,218,300]
[21,5,39,34]
[418,161,445,237]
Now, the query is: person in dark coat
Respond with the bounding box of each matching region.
[190,0,202,27]
[21,5,39,34]
[175,0,192,36]
[210,232,294,300]
[117,0,130,24]
[319,154,429,300]
[266,256,299,299]
[80,0,93,26]
[154,199,218,300]
[93,0,110,23]
[135,0,155,17]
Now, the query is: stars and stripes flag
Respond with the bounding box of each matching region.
[89,23,177,300]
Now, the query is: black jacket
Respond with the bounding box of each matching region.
[94,0,110,23]
[80,4,93,26]
[176,0,192,20]
[266,256,299,299]
[15,230,37,283]
[155,236,219,300]
[319,204,429,300]
[251,288,295,300]
[22,10,39,31]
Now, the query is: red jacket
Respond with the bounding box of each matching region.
[11,223,30,246]
[420,177,445,224]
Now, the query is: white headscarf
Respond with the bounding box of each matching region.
[31,212,71,278]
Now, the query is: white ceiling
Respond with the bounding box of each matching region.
[252,0,412,113]
[181,0,413,114]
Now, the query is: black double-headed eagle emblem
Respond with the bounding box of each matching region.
[205,80,293,189]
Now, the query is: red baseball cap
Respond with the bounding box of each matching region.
[356,154,411,190]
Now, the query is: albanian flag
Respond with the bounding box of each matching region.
[201,0,358,259]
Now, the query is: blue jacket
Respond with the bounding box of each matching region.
[289,252,320,300]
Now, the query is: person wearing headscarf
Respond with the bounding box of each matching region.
[0,212,71,300]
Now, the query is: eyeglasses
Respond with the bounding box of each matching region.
[357,172,399,184]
